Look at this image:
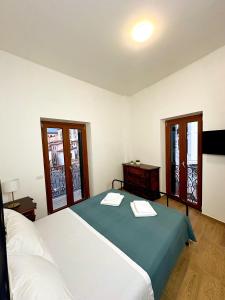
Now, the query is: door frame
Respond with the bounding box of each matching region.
[165,114,202,210]
[41,120,90,214]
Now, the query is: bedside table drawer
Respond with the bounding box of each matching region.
[23,211,36,222]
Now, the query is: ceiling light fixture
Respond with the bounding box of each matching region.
[131,21,154,43]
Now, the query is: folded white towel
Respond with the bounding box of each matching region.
[130,201,157,217]
[133,200,155,214]
[101,193,124,206]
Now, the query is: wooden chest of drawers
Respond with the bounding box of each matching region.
[123,163,160,200]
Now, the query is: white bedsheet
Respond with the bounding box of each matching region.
[35,208,154,300]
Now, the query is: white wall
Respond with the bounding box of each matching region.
[1,46,225,223]
[129,45,225,223]
[0,51,129,218]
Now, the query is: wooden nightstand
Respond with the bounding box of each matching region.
[4,197,37,221]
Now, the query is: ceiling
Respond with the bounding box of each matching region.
[1,0,225,95]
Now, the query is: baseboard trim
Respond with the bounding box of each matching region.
[202,213,225,225]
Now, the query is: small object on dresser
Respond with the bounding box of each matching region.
[4,197,37,221]
[135,160,141,165]
[2,179,20,208]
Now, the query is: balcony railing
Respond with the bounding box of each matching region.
[187,164,198,203]
[50,165,81,199]
[171,163,198,204]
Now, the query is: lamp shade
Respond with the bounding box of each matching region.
[2,179,19,193]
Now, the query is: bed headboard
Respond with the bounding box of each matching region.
[0,182,10,300]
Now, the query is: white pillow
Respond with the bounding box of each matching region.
[4,209,54,264]
[8,255,72,300]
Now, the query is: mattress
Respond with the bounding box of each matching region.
[35,208,154,300]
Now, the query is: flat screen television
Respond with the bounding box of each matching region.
[202,130,225,155]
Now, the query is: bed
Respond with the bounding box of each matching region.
[0,185,196,300]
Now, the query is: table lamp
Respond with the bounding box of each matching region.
[2,179,20,208]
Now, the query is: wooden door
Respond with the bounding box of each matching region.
[41,121,89,214]
[166,114,202,210]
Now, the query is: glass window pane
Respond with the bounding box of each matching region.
[187,122,198,204]
[69,129,82,202]
[47,128,67,210]
[170,124,180,197]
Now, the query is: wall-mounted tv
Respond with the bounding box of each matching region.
[202,130,225,155]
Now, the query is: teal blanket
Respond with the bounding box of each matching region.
[70,189,196,300]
